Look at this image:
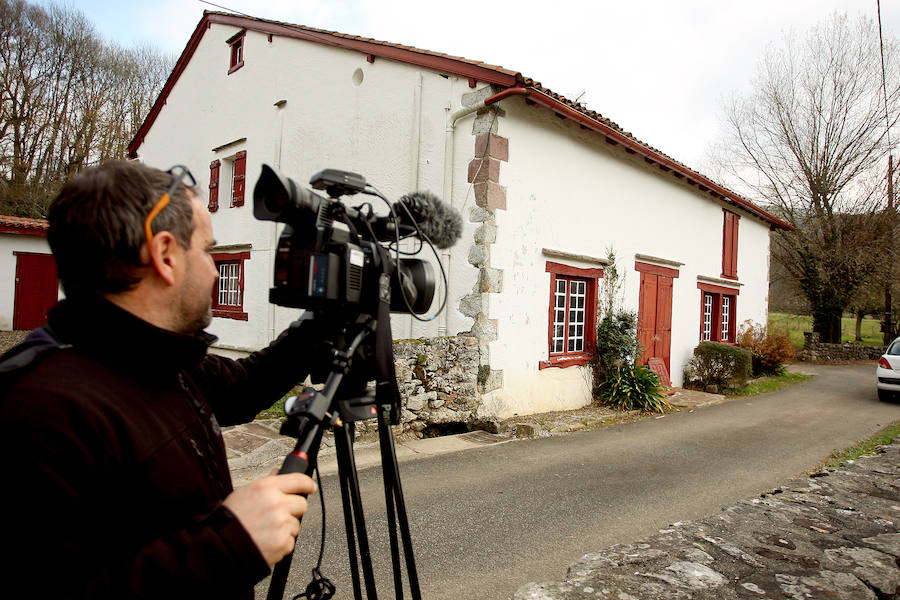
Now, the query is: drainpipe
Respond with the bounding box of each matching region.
[409,75,423,338]
[438,87,529,336]
[269,99,288,343]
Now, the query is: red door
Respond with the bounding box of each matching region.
[13,252,58,330]
[638,272,658,363]
[638,271,674,373]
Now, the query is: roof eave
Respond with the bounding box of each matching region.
[485,87,794,231]
[128,13,213,158]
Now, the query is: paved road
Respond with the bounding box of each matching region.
[262,363,900,600]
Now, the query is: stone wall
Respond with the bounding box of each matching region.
[800,332,887,362]
[516,438,900,600]
[392,333,482,436]
[1,329,486,436]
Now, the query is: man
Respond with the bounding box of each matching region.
[0,160,327,599]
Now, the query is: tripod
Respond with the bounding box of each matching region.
[266,316,421,600]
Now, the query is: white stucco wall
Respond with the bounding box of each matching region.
[136,24,483,352]
[134,20,775,419]
[479,100,772,418]
[0,233,53,330]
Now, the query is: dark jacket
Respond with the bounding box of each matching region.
[0,296,323,599]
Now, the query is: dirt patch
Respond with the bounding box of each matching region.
[0,330,29,355]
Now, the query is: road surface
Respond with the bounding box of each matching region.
[263,363,899,600]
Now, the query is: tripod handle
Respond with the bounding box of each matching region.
[280,450,311,475]
[267,451,316,600]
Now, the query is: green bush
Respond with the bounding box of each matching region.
[736,320,795,375]
[683,341,752,389]
[591,310,641,396]
[597,365,669,413]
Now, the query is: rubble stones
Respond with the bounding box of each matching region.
[468,243,489,267]
[459,293,487,318]
[515,438,900,600]
[801,331,886,362]
[393,335,480,437]
[474,222,497,244]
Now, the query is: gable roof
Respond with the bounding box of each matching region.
[0,215,49,236]
[129,11,792,231]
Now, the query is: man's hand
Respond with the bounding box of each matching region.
[223,471,317,567]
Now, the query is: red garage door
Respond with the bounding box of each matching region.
[13,252,58,330]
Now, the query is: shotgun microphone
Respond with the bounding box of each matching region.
[393,191,463,249]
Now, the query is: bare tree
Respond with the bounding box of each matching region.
[716,14,900,343]
[0,0,173,217]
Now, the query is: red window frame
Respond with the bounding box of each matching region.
[227,31,245,73]
[722,209,740,279]
[211,251,250,320]
[697,282,738,343]
[539,261,602,369]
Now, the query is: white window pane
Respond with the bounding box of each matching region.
[721,296,731,341]
[216,262,243,308]
[703,294,713,341]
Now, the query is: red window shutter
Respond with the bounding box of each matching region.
[208,160,220,212]
[232,151,246,207]
[730,213,739,278]
[722,210,739,279]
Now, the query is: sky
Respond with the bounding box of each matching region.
[37,0,900,174]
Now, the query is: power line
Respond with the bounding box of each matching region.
[196,1,255,19]
[877,0,892,150]
[195,1,353,49]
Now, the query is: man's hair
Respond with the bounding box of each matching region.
[48,160,198,298]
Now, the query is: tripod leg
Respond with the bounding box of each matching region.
[266,420,324,600]
[335,424,363,600]
[335,421,379,600]
[377,404,422,600]
[377,408,404,599]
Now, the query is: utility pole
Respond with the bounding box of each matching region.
[885,155,895,345]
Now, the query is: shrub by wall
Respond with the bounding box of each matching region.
[591,310,641,398]
[683,341,752,391]
[597,364,669,413]
[736,320,795,375]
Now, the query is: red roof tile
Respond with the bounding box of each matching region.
[0,215,49,231]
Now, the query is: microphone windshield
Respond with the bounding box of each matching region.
[398,192,462,249]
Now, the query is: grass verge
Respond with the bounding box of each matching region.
[256,395,288,420]
[821,419,900,469]
[724,371,813,397]
[768,311,884,348]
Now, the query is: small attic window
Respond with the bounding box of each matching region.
[227,30,245,73]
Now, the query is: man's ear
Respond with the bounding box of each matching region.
[146,231,181,287]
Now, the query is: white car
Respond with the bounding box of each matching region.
[877,336,900,401]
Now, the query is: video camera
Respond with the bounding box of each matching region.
[253,165,461,600]
[253,164,462,315]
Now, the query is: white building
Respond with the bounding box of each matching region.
[128,11,791,420]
